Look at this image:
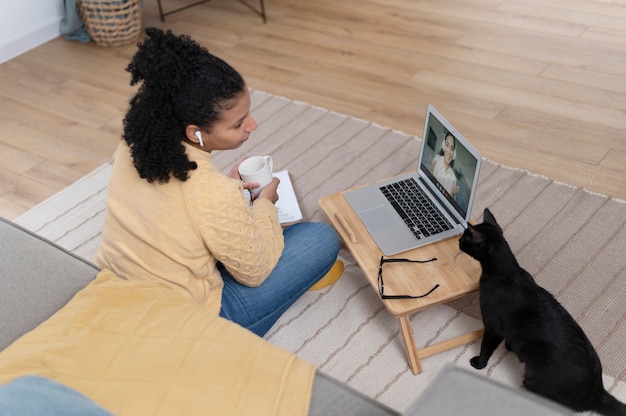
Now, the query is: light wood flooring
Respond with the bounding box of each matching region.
[1,0,626,220]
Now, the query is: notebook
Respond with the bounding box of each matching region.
[344,105,482,255]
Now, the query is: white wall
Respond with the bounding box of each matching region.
[0,0,65,64]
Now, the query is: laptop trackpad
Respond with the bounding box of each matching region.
[361,206,401,232]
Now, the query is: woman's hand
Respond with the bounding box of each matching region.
[230,157,260,193]
[229,158,279,204]
[228,158,246,180]
[256,177,280,204]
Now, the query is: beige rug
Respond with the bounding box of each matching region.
[16,90,626,414]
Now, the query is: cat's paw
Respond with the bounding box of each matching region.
[470,356,487,369]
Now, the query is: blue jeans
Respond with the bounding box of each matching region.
[219,222,340,336]
[0,375,113,415]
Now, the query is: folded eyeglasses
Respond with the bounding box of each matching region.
[377,256,440,299]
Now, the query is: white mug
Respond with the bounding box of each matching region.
[238,155,273,196]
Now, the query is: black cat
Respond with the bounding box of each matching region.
[459,208,626,416]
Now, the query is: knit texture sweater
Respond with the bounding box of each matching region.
[94,142,284,313]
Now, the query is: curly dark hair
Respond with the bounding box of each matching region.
[123,27,246,183]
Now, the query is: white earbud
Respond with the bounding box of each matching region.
[195,131,204,147]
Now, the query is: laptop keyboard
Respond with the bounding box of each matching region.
[380,178,454,240]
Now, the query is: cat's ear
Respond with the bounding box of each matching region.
[483,208,502,232]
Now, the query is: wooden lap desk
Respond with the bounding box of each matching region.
[319,184,483,374]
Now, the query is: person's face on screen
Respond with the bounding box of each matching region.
[443,134,455,167]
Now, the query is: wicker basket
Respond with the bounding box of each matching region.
[77,0,143,47]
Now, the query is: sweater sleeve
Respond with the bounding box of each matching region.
[185,167,284,287]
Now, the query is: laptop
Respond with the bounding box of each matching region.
[344,105,482,255]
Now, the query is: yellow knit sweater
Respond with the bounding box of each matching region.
[94,142,284,313]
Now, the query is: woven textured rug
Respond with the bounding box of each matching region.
[16,90,626,414]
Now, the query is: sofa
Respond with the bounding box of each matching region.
[0,216,574,415]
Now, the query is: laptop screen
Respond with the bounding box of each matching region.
[419,106,481,220]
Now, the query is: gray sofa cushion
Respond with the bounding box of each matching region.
[309,371,399,416]
[0,216,99,350]
[403,365,574,415]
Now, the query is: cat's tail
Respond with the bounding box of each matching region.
[594,391,626,416]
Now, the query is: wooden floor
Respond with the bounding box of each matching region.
[1,0,626,220]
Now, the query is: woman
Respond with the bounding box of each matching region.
[95,28,340,337]
[430,132,460,198]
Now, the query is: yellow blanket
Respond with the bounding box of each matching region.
[0,270,315,415]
